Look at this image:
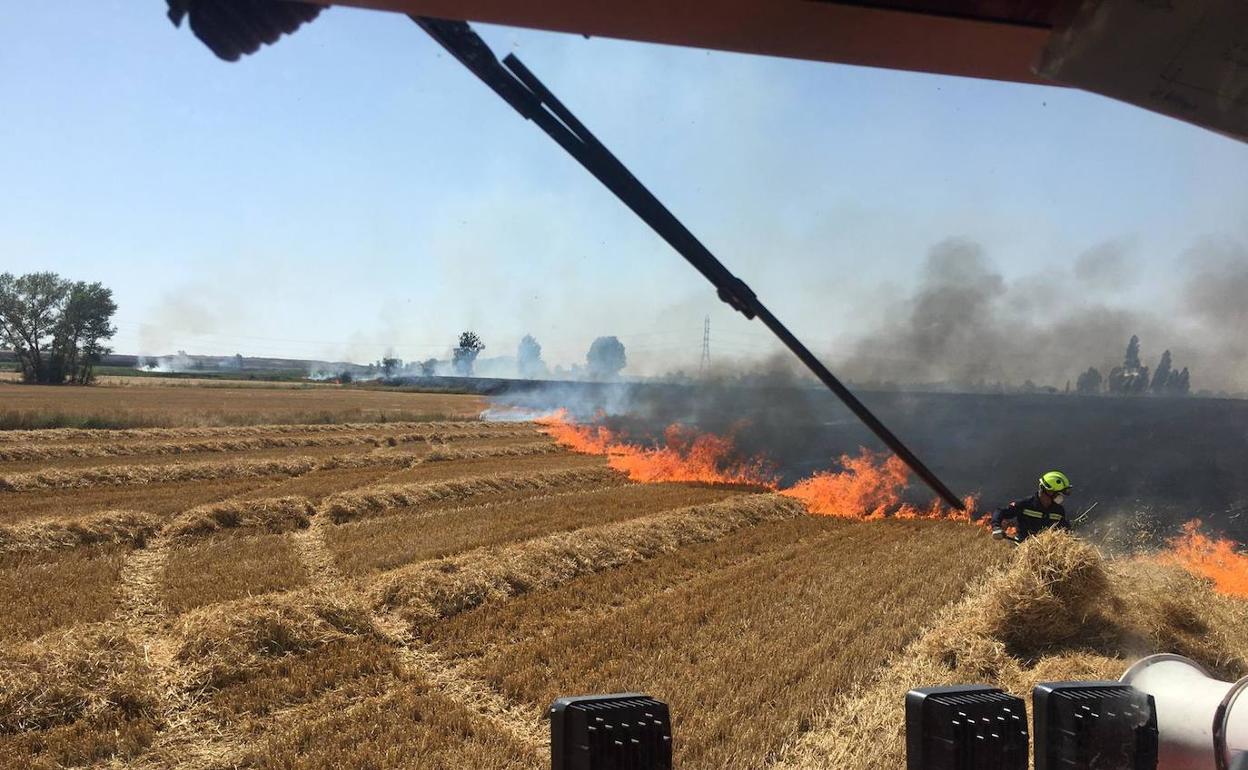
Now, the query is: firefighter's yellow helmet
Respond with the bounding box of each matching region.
[1039,471,1072,494]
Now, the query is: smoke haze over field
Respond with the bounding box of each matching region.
[832,237,1248,393]
[113,235,1248,394]
[1181,239,1248,389]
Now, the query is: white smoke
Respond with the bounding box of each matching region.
[136,352,195,373]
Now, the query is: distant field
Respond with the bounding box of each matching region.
[2,366,317,385]
[92,375,326,388]
[1,383,1244,770]
[0,379,486,429]
[92,366,312,382]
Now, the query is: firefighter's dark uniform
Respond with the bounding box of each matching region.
[991,494,1068,541]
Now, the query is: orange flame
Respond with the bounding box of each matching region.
[1162,520,1248,598]
[780,450,909,519]
[780,449,974,520]
[539,410,973,520]
[537,410,777,486]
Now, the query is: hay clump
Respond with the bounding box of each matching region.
[0,450,429,492]
[166,497,315,539]
[1106,558,1248,679]
[0,456,322,491]
[0,420,475,444]
[422,441,559,463]
[0,510,160,554]
[967,531,1111,661]
[0,623,158,734]
[368,493,805,632]
[315,452,421,471]
[172,592,380,691]
[0,434,374,461]
[321,466,620,523]
[776,529,1248,770]
[913,530,1248,689]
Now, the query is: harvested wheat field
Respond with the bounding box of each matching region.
[0,379,486,430]
[1,389,1246,770]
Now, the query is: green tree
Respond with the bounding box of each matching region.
[517,334,546,379]
[1107,335,1150,396]
[1124,334,1141,370]
[0,272,116,384]
[0,272,62,383]
[54,281,117,384]
[1151,350,1172,394]
[452,332,485,376]
[1106,367,1121,394]
[1075,367,1102,394]
[1170,367,1191,395]
[586,336,627,380]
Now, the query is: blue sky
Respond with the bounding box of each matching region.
[3,2,1246,384]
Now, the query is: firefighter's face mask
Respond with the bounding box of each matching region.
[1054,494,1066,505]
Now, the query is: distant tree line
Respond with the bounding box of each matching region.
[586,335,626,380]
[0,272,117,385]
[1075,335,1190,396]
[445,331,626,380]
[517,334,545,379]
[351,330,628,381]
[453,332,485,376]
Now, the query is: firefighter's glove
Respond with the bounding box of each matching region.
[992,528,1005,540]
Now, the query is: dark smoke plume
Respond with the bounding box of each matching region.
[1181,238,1248,390]
[836,237,1248,395]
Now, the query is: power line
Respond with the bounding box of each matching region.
[700,315,710,373]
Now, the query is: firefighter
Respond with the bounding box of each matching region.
[991,471,1072,541]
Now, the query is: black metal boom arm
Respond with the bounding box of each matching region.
[414,17,965,511]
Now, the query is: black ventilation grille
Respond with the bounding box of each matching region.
[1033,681,1158,770]
[550,694,673,770]
[906,685,1029,770]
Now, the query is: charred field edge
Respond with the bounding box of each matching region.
[487,379,1248,543]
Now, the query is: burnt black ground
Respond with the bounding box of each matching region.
[484,379,1248,546]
